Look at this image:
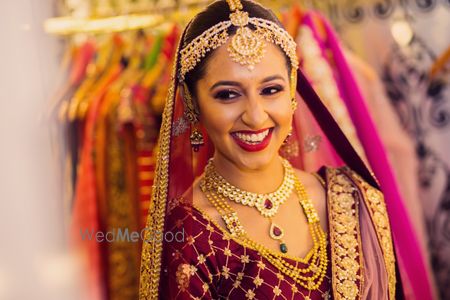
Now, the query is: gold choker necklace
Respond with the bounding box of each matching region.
[202,158,295,217]
[200,162,328,291]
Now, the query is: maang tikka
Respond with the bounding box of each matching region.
[179,0,299,151]
[179,0,299,81]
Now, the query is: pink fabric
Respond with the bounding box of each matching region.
[300,12,433,299]
[359,191,389,299]
[346,51,435,293]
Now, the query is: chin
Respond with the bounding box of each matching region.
[212,131,284,170]
[229,146,281,171]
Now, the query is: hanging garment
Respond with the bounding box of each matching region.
[334,3,449,297]
[293,11,434,299]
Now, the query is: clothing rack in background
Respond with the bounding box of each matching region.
[45,0,444,299]
[44,0,312,35]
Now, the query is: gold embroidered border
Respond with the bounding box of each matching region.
[346,168,396,300]
[327,168,364,300]
[139,47,180,299]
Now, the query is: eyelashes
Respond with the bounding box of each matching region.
[213,89,240,100]
[213,85,285,101]
[261,85,284,95]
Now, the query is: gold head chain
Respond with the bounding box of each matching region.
[179,0,299,101]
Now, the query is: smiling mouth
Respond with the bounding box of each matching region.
[233,128,272,144]
[230,127,274,152]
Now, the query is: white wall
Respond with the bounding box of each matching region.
[0,1,82,299]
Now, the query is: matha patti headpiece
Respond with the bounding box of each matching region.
[179,0,299,82]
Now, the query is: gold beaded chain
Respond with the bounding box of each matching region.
[199,165,329,291]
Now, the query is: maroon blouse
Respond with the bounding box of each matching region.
[159,201,332,299]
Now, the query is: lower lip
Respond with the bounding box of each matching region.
[231,129,273,152]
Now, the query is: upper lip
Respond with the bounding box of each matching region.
[231,127,273,134]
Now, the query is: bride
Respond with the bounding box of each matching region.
[139,0,429,299]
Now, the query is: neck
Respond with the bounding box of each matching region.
[210,153,285,194]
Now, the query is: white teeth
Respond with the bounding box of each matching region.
[235,129,270,144]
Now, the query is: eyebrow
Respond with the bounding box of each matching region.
[209,75,285,91]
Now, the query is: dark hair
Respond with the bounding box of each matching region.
[181,0,291,98]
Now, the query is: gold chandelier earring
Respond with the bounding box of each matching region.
[280,125,299,159]
[283,127,293,145]
[190,125,204,152]
[182,83,204,152]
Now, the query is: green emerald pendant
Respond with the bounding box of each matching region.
[280,243,288,253]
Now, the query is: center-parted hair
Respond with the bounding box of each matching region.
[181,0,291,97]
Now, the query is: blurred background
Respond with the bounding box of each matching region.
[0,0,449,299]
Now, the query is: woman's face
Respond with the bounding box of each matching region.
[195,41,293,171]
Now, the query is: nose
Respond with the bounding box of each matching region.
[241,95,268,129]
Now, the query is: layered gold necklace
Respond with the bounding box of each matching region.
[200,159,329,291]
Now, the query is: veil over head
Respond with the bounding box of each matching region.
[139,1,427,299]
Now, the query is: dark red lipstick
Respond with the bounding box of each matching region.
[231,128,273,152]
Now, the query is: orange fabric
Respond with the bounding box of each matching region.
[70,64,122,300]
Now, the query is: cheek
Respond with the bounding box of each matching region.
[199,103,237,135]
[270,99,293,127]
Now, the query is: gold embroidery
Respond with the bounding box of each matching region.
[253,276,263,286]
[224,247,232,256]
[257,261,266,270]
[222,266,231,279]
[237,272,245,280]
[273,286,282,296]
[240,255,250,263]
[139,42,179,300]
[348,169,397,300]
[176,264,192,292]
[202,282,209,292]
[233,280,241,288]
[206,223,214,232]
[276,273,284,280]
[245,289,256,299]
[197,254,206,264]
[327,168,363,300]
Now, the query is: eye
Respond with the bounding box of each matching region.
[213,89,241,100]
[261,85,284,96]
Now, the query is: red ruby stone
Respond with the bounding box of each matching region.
[273,226,282,237]
[264,199,273,209]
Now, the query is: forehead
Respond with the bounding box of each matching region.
[202,41,289,84]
